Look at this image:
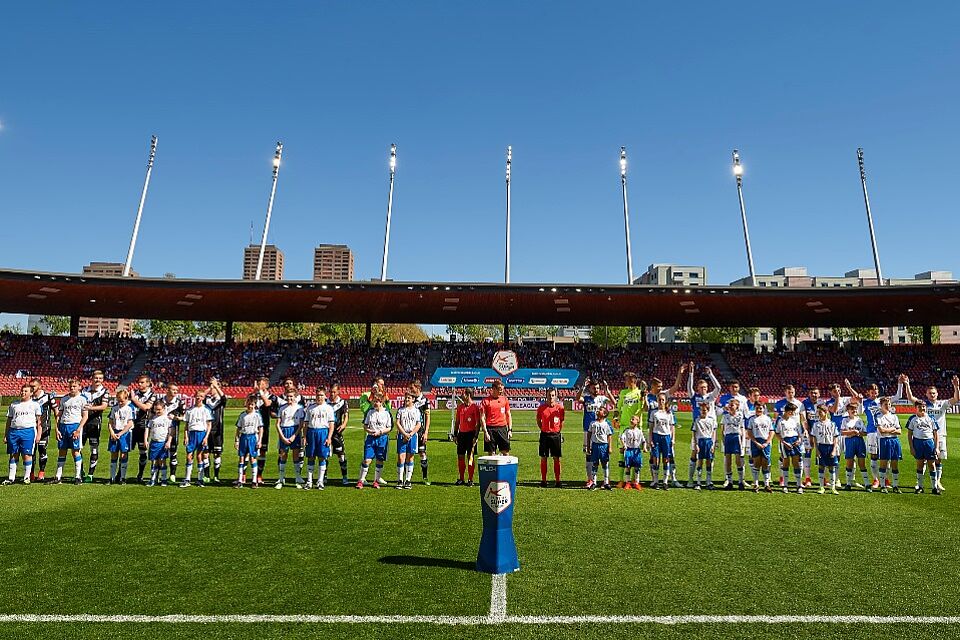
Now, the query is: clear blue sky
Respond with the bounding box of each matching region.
[1,2,958,292]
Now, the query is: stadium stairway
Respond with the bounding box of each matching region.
[269,343,300,385]
[422,344,444,391]
[708,351,736,383]
[120,348,152,385]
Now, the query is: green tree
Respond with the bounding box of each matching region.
[446,325,504,342]
[784,327,810,347]
[831,327,881,342]
[195,321,226,340]
[143,320,200,340]
[907,326,941,344]
[40,315,71,336]
[676,327,755,343]
[589,326,632,348]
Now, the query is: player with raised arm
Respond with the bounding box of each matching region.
[840,401,870,491]
[395,392,421,490]
[844,379,882,488]
[249,377,276,484]
[28,378,57,482]
[809,405,840,495]
[481,380,512,455]
[875,397,902,494]
[52,379,88,485]
[274,390,306,489]
[235,397,263,488]
[907,400,941,495]
[745,403,775,492]
[686,363,720,488]
[144,402,173,487]
[106,389,135,484]
[180,390,212,488]
[614,372,646,488]
[801,386,824,487]
[536,388,564,488]
[303,386,335,490]
[328,383,350,485]
[691,400,718,490]
[774,384,807,488]
[648,393,676,491]
[454,388,481,486]
[773,403,804,493]
[900,373,959,492]
[357,394,392,489]
[130,375,157,483]
[646,365,685,487]
[586,406,614,490]
[577,377,612,484]
[81,370,111,483]
[720,398,747,490]
[204,377,228,484]
[824,382,853,487]
[160,383,184,484]
[4,384,41,485]
[409,380,432,486]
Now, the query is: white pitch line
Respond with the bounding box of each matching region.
[489,573,508,622]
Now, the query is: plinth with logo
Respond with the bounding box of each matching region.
[476,455,520,574]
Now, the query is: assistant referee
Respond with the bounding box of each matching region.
[537,388,564,487]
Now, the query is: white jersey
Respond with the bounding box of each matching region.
[649,410,675,436]
[841,416,866,437]
[810,419,839,446]
[396,406,422,435]
[875,411,900,438]
[277,402,305,428]
[364,408,393,436]
[692,416,718,441]
[305,402,335,430]
[907,415,938,441]
[7,400,41,429]
[235,411,263,435]
[184,405,213,432]
[747,414,774,444]
[925,398,957,432]
[59,393,87,425]
[588,419,614,445]
[109,403,134,433]
[776,415,803,439]
[147,415,172,442]
[619,426,646,449]
[721,412,744,436]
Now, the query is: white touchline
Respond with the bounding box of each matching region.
[489,573,507,622]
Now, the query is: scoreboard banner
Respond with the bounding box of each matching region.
[431,367,580,389]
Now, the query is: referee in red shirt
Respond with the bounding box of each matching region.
[481,380,512,455]
[453,388,481,485]
[537,388,564,487]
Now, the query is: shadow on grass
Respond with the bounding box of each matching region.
[379,555,475,571]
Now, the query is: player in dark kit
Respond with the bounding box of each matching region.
[29,378,58,482]
[328,383,350,485]
[203,377,228,483]
[160,383,185,482]
[130,375,157,483]
[249,377,276,483]
[81,370,112,482]
[409,380,432,485]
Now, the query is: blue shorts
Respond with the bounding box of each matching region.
[57,423,81,450]
[844,436,867,459]
[364,435,388,462]
[623,448,643,468]
[696,438,714,461]
[305,428,331,459]
[750,442,771,462]
[108,430,133,453]
[277,426,301,453]
[396,433,419,456]
[723,433,742,455]
[781,436,802,458]
[590,443,610,464]
[238,433,259,458]
[802,437,812,459]
[651,434,673,460]
[913,438,936,461]
[817,443,838,467]
[879,437,902,461]
[148,441,169,461]
[185,430,208,454]
[6,428,35,456]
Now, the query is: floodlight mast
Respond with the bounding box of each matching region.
[858,148,885,286]
[255,141,283,281]
[732,149,757,287]
[505,145,512,284]
[620,147,634,284]
[122,135,158,277]
[380,144,397,281]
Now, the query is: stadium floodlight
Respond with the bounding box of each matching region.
[731,149,757,287]
[122,134,158,278]
[857,148,885,286]
[380,144,397,282]
[505,145,512,284]
[620,146,633,284]
[255,141,284,281]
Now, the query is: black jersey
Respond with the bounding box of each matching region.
[33,391,58,431]
[204,393,227,430]
[329,397,349,430]
[162,394,185,426]
[413,394,431,428]
[131,388,157,428]
[82,385,112,427]
[250,391,278,431]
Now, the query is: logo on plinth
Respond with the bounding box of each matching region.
[492,350,519,376]
[483,481,512,514]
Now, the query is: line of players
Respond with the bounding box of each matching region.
[574,364,958,495]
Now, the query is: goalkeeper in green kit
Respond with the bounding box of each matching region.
[613,372,647,488]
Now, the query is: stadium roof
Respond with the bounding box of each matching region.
[1,268,959,328]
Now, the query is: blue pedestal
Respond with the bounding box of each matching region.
[476,455,520,574]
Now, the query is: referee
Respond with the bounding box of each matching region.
[481,380,511,455]
[537,388,564,488]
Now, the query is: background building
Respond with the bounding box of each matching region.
[633,263,708,343]
[242,244,285,281]
[313,244,354,281]
[78,262,136,337]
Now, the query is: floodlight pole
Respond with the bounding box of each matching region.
[255,141,283,281]
[620,147,634,285]
[380,144,397,281]
[122,135,157,277]
[505,145,512,284]
[732,149,757,287]
[858,148,885,286]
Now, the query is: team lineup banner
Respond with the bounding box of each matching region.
[430,367,581,389]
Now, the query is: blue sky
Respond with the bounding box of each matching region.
[1,2,958,297]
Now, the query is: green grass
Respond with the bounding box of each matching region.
[3,409,960,640]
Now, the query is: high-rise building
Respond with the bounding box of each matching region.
[78,262,136,337]
[633,263,708,343]
[313,244,354,281]
[242,244,284,280]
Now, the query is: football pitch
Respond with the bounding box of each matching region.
[2,408,960,640]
